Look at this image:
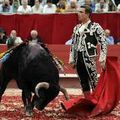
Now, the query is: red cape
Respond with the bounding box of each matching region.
[62,57,120,117]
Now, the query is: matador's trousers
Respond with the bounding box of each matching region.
[76,51,98,92]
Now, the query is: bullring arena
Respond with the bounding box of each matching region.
[1,8,120,119]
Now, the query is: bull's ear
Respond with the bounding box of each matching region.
[35,82,49,97]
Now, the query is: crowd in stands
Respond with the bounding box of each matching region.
[0,27,47,49]
[0,0,120,14]
[0,0,120,46]
[0,26,120,47]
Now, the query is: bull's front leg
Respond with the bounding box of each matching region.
[22,90,33,116]
[0,72,10,111]
[0,81,7,102]
[0,73,10,102]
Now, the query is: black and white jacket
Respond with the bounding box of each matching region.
[69,21,107,64]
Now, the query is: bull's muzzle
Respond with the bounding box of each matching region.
[35,82,49,97]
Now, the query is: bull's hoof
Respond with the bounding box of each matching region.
[34,102,44,111]
[35,104,44,111]
[25,111,33,117]
[24,105,33,117]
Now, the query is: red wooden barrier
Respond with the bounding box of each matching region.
[1,44,120,74]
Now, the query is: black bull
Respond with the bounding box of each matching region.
[0,43,68,116]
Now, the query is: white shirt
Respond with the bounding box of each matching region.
[77,20,91,51]
[14,37,23,46]
[6,37,23,46]
[0,4,13,13]
[43,4,56,14]
[117,4,120,11]
[95,3,108,12]
[77,0,85,7]
[17,5,32,14]
[32,4,43,14]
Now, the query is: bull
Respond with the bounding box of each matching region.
[0,43,68,116]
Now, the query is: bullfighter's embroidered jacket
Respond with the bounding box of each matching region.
[69,21,107,64]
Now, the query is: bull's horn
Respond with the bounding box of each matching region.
[35,82,49,97]
[60,86,69,100]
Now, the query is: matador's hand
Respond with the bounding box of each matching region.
[100,60,106,70]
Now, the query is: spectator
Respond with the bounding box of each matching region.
[0,0,3,4]
[12,0,20,13]
[20,0,35,7]
[56,0,66,13]
[117,3,120,11]
[108,0,116,11]
[28,30,50,53]
[28,30,43,44]
[17,0,32,14]
[32,0,43,13]
[84,0,95,12]
[28,0,35,7]
[0,0,13,13]
[77,0,85,7]
[65,0,78,12]
[6,30,23,49]
[43,0,57,13]
[41,0,47,6]
[95,0,108,12]
[105,29,114,45]
[0,27,7,44]
[9,0,13,5]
